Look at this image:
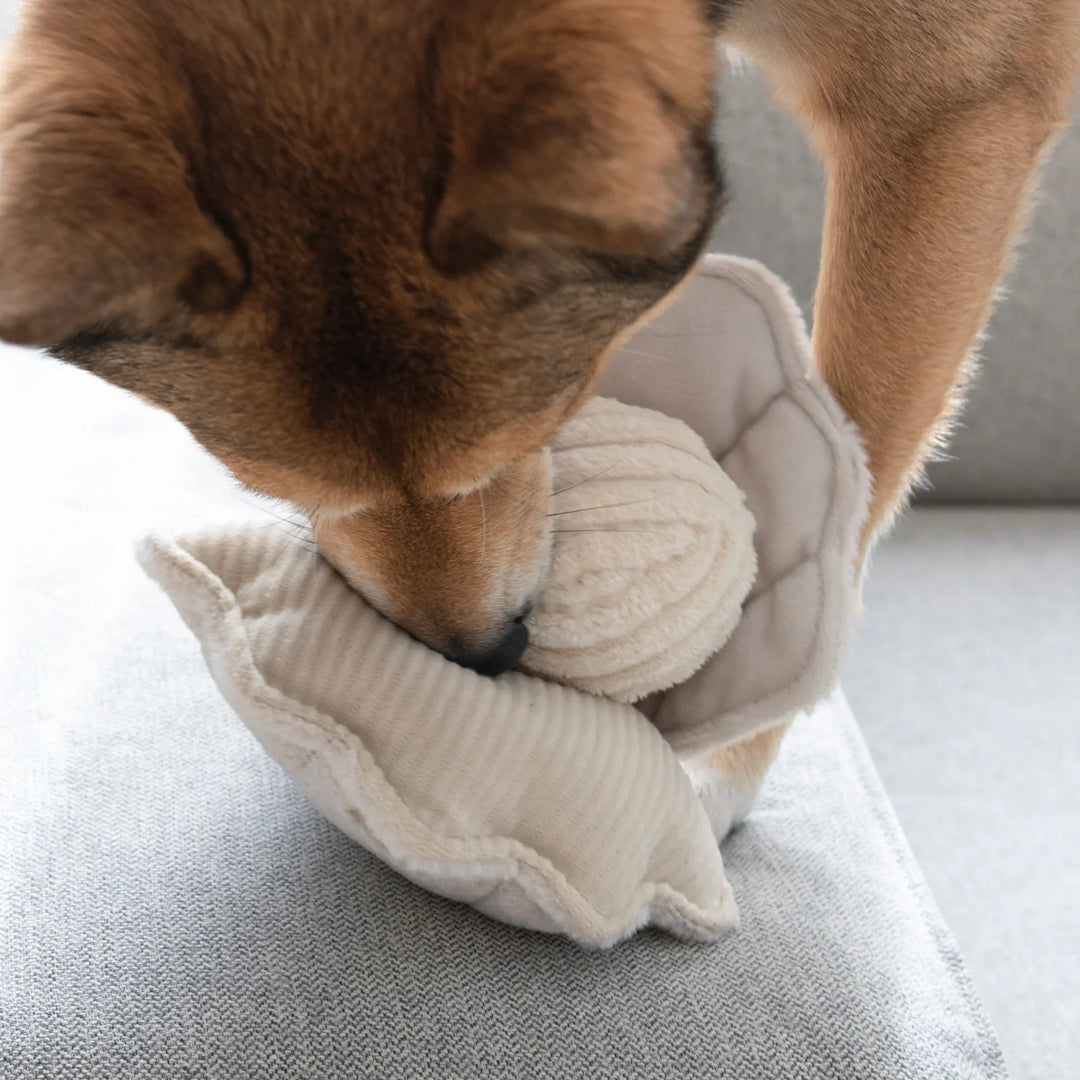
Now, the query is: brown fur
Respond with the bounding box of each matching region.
[312,448,554,660]
[724,0,1080,544]
[1,0,1077,779]
[707,0,1080,800]
[0,0,720,659]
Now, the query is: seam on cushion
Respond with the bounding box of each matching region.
[828,697,1010,1079]
[718,392,837,606]
[674,449,845,748]
[716,388,791,461]
[743,549,819,597]
[139,534,736,947]
[698,260,849,588]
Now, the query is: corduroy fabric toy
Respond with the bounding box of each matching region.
[140,255,871,947]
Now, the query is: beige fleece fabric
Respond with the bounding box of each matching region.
[598,256,871,758]
[139,255,870,946]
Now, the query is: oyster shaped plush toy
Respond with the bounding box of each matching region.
[140,256,869,948]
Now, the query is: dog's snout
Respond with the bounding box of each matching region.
[451,617,530,678]
[311,450,551,680]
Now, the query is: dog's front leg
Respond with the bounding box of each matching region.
[722,1,1079,547]
[689,724,789,840]
[697,4,1078,833]
[811,95,1071,544]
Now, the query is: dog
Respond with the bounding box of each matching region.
[2,0,1077,821]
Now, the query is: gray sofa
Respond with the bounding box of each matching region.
[2,42,1077,1080]
[1,343,1008,1080]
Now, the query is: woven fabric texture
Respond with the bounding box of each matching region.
[1,662,1006,1080]
[1,259,1002,1079]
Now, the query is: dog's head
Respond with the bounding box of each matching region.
[0,0,721,673]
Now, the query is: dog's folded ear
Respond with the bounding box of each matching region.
[426,1,718,275]
[0,60,244,347]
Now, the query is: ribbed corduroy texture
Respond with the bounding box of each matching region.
[138,527,737,947]
[523,396,756,701]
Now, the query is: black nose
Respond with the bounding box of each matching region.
[452,619,530,678]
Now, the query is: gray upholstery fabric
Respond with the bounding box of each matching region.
[844,508,1080,1080]
[711,64,1080,503]
[0,347,1008,1079]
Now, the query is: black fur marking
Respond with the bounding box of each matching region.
[588,123,725,290]
[277,218,452,453]
[54,325,206,365]
[704,0,743,29]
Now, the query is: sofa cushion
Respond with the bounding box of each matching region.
[0,338,1004,1080]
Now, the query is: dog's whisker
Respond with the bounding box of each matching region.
[277,534,320,553]
[264,514,316,538]
[239,495,320,551]
[238,492,307,526]
[609,346,678,363]
[553,527,656,536]
[547,496,658,518]
[251,517,313,537]
[551,446,637,497]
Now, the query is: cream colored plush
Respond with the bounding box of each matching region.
[139,255,871,947]
[524,396,756,701]
[139,526,739,948]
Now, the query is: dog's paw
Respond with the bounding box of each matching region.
[682,722,791,841]
[682,759,764,842]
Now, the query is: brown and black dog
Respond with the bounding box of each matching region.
[1,1,1077,808]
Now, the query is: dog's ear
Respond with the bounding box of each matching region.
[427,2,716,274]
[0,67,243,346]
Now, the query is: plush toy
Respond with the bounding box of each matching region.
[140,255,870,948]
[522,395,756,702]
